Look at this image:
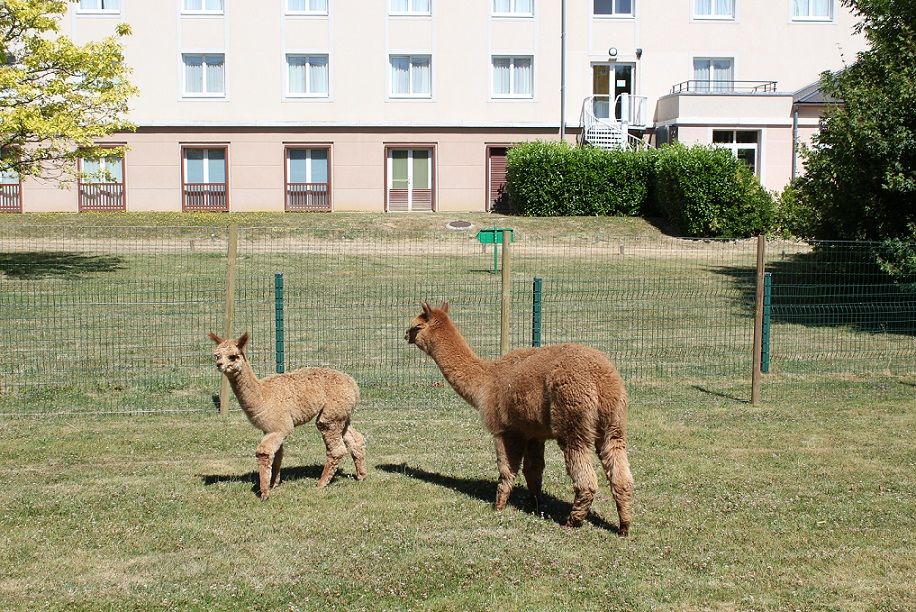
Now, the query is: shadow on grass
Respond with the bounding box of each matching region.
[0,251,124,279]
[691,385,750,404]
[377,462,621,533]
[713,245,916,336]
[201,464,329,497]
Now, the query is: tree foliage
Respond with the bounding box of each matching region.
[0,0,137,179]
[796,0,916,242]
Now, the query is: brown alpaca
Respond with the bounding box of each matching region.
[406,302,633,535]
[208,332,367,499]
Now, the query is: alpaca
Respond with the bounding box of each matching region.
[405,302,633,535]
[208,332,367,499]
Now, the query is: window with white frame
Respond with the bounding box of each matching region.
[792,0,832,20]
[184,148,227,184]
[390,55,431,97]
[78,0,120,13]
[593,0,633,16]
[287,54,329,96]
[183,54,226,96]
[693,57,734,92]
[80,156,124,184]
[694,0,735,19]
[492,56,533,98]
[390,0,431,15]
[713,130,759,174]
[287,0,328,14]
[183,0,224,14]
[493,0,533,16]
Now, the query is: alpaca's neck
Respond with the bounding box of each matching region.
[426,322,491,408]
[226,360,266,414]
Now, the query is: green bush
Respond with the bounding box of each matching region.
[654,144,775,238]
[773,181,821,239]
[506,141,652,216]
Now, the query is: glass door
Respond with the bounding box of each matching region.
[388,148,432,212]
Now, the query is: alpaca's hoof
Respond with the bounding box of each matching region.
[564,517,584,528]
[617,524,630,537]
[259,491,270,501]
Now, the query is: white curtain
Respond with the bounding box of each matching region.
[391,57,410,94]
[494,0,511,12]
[516,0,532,13]
[184,56,203,93]
[205,0,223,10]
[792,0,806,16]
[695,0,712,14]
[391,0,409,12]
[813,0,830,16]
[492,58,510,95]
[184,0,202,10]
[308,56,328,94]
[82,159,101,183]
[108,157,124,183]
[717,0,733,15]
[411,57,430,94]
[309,0,328,10]
[513,57,532,95]
[102,0,120,9]
[204,55,224,94]
[412,0,431,12]
[693,59,710,92]
[288,56,307,93]
[288,0,306,10]
[712,59,733,91]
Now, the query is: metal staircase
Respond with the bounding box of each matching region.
[579,94,648,151]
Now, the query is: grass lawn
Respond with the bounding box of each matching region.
[1,382,913,610]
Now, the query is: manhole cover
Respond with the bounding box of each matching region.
[445,220,473,231]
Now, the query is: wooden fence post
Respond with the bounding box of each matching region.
[220,223,238,415]
[500,229,511,355]
[751,233,766,405]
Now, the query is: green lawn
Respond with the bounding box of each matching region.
[1,382,913,610]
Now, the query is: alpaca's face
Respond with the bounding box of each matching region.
[405,302,449,353]
[212,341,246,375]
[208,332,249,375]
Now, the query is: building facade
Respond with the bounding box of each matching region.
[7,0,866,213]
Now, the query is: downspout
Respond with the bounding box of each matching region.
[559,0,566,141]
[791,108,799,180]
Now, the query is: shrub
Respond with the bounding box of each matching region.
[506,141,652,216]
[654,144,775,238]
[774,180,821,239]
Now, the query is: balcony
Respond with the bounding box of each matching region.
[183,183,228,212]
[286,182,330,212]
[79,183,125,211]
[579,94,648,151]
[0,184,21,212]
[670,80,778,94]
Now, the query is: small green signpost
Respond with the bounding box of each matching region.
[475,227,514,273]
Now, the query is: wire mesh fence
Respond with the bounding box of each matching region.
[0,225,913,416]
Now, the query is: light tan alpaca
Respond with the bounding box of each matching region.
[208,332,367,499]
[406,302,633,535]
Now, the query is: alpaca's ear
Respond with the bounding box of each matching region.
[236,332,249,352]
[440,301,449,314]
[421,302,432,316]
[208,332,223,344]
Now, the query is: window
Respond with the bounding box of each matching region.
[183,0,224,14]
[0,166,21,213]
[287,0,328,14]
[79,155,125,211]
[390,0,431,15]
[183,54,226,97]
[694,0,735,19]
[713,130,759,174]
[390,55,431,97]
[286,55,329,96]
[387,147,433,212]
[78,0,120,13]
[492,56,533,98]
[693,57,734,92]
[286,147,330,211]
[183,147,228,211]
[593,0,633,16]
[792,0,832,20]
[493,0,533,16]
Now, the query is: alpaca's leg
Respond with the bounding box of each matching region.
[598,436,634,537]
[255,431,289,500]
[270,444,284,489]
[342,426,368,481]
[494,433,525,511]
[561,442,599,527]
[316,418,347,488]
[522,439,546,511]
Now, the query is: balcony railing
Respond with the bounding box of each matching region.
[79,182,125,211]
[0,184,21,212]
[286,182,330,212]
[579,94,649,151]
[670,80,778,94]
[183,182,228,212]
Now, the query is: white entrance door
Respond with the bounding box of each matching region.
[387,148,432,211]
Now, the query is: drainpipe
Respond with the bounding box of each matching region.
[791,108,799,180]
[559,0,566,141]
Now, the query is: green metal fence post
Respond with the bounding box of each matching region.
[761,271,772,374]
[274,272,285,374]
[532,276,542,347]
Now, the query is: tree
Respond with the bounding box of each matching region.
[796,0,915,243]
[0,0,137,180]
